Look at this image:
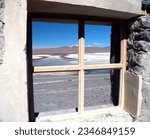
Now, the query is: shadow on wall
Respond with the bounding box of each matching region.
[110,24,121,106]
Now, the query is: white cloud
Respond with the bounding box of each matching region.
[86,42,103,47]
[86,44,93,47]
[92,42,103,46]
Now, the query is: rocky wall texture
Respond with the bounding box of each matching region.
[127,15,150,121]
[0,0,5,64]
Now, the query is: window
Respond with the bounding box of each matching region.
[32,21,78,66]
[33,72,78,113]
[84,69,112,110]
[85,24,111,65]
[30,17,126,119]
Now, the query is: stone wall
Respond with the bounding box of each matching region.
[127,15,150,121]
[0,0,5,64]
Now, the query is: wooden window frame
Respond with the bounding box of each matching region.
[29,14,127,118]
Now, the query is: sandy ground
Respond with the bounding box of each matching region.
[33,72,113,113]
[33,47,110,56]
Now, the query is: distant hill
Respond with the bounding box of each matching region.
[33,47,110,56]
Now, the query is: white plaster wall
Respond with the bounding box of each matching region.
[28,0,142,19]
[0,0,28,121]
[29,0,142,14]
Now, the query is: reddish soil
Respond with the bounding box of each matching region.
[33,47,110,57]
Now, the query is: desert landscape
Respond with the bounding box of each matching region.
[32,47,112,113]
[32,47,110,66]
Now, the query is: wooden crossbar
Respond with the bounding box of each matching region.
[33,63,122,73]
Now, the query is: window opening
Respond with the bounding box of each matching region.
[33,71,78,113]
[31,18,123,118]
[85,24,111,65]
[32,21,78,66]
[84,69,113,110]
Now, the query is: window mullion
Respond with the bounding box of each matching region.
[119,23,127,108]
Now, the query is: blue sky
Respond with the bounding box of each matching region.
[32,22,111,48]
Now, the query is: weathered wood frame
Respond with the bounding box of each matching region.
[30,14,127,118]
[119,23,127,108]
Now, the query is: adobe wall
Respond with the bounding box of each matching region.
[127,15,150,121]
[0,0,28,121]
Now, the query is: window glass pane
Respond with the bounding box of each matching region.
[85,24,111,65]
[32,21,78,66]
[84,69,113,110]
[33,72,78,113]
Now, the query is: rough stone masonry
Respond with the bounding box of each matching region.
[0,0,5,64]
[127,15,150,121]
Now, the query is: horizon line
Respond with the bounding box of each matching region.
[33,45,110,49]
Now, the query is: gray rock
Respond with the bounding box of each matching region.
[135,41,150,52]
[0,0,4,9]
[138,15,150,29]
[0,20,4,33]
[135,30,150,42]
[0,36,4,49]
[131,20,141,32]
